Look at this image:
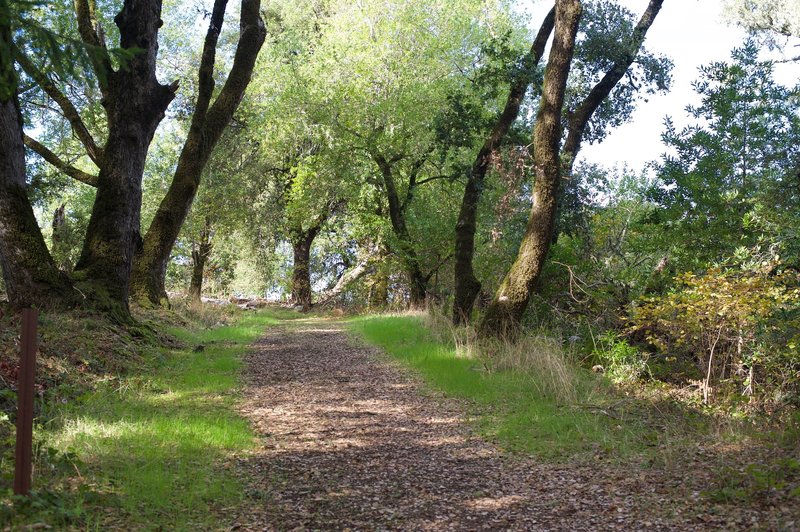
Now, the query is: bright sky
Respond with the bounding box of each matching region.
[525,0,800,172]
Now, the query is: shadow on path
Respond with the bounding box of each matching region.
[234,320,778,531]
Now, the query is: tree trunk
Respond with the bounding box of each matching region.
[369,270,389,309]
[0,97,74,309]
[290,223,322,311]
[478,0,583,339]
[72,0,178,316]
[131,0,266,306]
[373,153,428,308]
[0,13,74,309]
[188,219,213,303]
[453,7,555,325]
[316,246,382,306]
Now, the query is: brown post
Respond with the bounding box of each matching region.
[14,308,37,496]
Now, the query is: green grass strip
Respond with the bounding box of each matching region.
[10,311,278,529]
[348,315,642,460]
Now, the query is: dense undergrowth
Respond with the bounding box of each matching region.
[349,312,800,504]
[0,302,277,529]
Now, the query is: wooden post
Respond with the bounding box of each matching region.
[14,308,37,496]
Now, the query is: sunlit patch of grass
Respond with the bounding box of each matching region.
[2,308,281,529]
[348,315,644,460]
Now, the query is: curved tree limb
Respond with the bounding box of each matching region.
[14,50,104,164]
[562,0,665,171]
[73,0,113,96]
[23,134,98,187]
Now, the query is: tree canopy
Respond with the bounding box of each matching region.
[2,0,800,404]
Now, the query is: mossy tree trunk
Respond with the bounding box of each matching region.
[560,0,664,174]
[0,93,74,309]
[369,270,389,309]
[452,7,555,325]
[72,0,178,315]
[0,10,75,309]
[131,0,266,306]
[478,0,583,339]
[290,222,323,311]
[188,218,213,303]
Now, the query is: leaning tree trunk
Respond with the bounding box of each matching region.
[188,220,213,303]
[131,0,266,306]
[290,223,322,311]
[452,6,555,325]
[561,0,664,174]
[316,245,382,306]
[72,0,177,317]
[0,11,75,309]
[478,0,583,339]
[373,153,428,308]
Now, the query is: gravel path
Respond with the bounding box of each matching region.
[234,318,792,531]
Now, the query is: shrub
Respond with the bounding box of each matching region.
[630,268,800,404]
[592,331,649,383]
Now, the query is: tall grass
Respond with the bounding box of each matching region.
[348,312,641,460]
[423,307,578,404]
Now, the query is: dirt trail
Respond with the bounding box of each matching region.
[234,319,779,531]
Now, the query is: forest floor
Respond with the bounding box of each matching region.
[234,317,798,531]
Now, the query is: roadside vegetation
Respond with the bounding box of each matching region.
[0,304,276,529]
[350,312,800,505]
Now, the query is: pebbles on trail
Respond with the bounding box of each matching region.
[234,320,791,531]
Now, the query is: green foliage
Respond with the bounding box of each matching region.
[723,0,800,40]
[592,331,649,383]
[650,41,800,270]
[705,458,800,504]
[2,0,135,98]
[630,267,800,402]
[533,166,663,330]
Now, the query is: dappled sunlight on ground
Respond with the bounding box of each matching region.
[234,318,797,531]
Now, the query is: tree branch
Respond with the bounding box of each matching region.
[562,0,664,172]
[414,174,454,187]
[24,134,99,187]
[73,0,112,95]
[193,0,229,129]
[15,50,104,165]
[202,0,267,144]
[402,147,433,211]
[424,253,454,283]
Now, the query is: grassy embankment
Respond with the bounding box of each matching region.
[348,314,636,459]
[348,314,799,465]
[1,306,282,529]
